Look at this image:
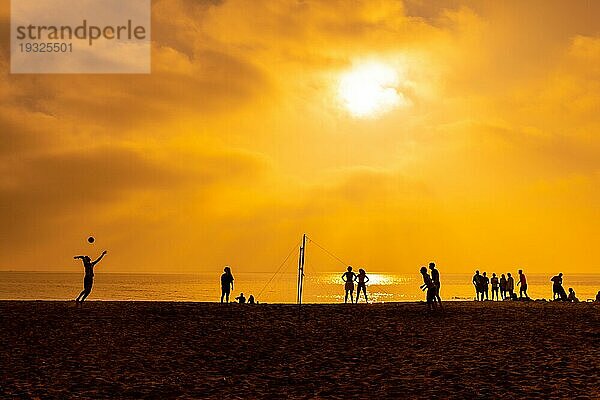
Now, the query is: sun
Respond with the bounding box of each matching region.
[338,61,406,118]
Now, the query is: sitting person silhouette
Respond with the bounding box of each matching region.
[355,268,370,303]
[567,288,579,303]
[341,266,357,304]
[235,293,246,304]
[74,251,107,304]
[248,295,255,304]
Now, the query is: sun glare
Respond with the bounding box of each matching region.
[338,62,406,118]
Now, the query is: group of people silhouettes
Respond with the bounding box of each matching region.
[72,251,598,306]
[470,269,586,303]
[419,263,442,311]
[341,266,370,303]
[472,270,529,301]
[220,266,257,304]
[550,273,580,302]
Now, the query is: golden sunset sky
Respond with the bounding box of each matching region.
[1,0,598,274]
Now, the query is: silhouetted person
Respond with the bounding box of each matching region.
[551,273,566,301]
[567,288,579,303]
[235,293,246,304]
[499,274,507,300]
[429,262,442,308]
[220,266,234,303]
[355,268,370,303]
[595,291,600,302]
[420,266,437,311]
[248,295,255,304]
[74,251,107,304]
[342,266,357,304]
[482,272,490,300]
[517,269,529,299]
[472,270,484,301]
[506,272,515,299]
[490,273,499,301]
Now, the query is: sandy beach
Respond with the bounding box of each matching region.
[1,301,598,399]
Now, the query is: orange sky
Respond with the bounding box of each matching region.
[0,0,598,274]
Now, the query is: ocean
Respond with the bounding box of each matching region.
[1,271,599,303]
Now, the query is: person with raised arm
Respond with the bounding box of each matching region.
[74,250,107,304]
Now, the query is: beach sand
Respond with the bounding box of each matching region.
[1,301,598,399]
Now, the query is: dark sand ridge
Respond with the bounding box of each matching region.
[1,301,599,399]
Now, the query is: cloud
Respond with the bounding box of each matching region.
[0,0,598,274]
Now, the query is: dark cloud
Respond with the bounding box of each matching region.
[0,145,266,252]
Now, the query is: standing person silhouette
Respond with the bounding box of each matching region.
[482,272,490,301]
[74,251,107,304]
[429,262,442,308]
[220,266,234,303]
[506,272,515,299]
[490,273,499,301]
[551,273,565,301]
[419,266,437,311]
[517,269,529,299]
[341,266,357,304]
[472,270,483,301]
[355,268,370,303]
[499,274,508,300]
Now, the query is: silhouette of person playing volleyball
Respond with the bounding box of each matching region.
[355,268,370,303]
[74,251,107,304]
[342,266,357,304]
[221,267,234,303]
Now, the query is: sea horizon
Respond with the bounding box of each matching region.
[2,271,598,304]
